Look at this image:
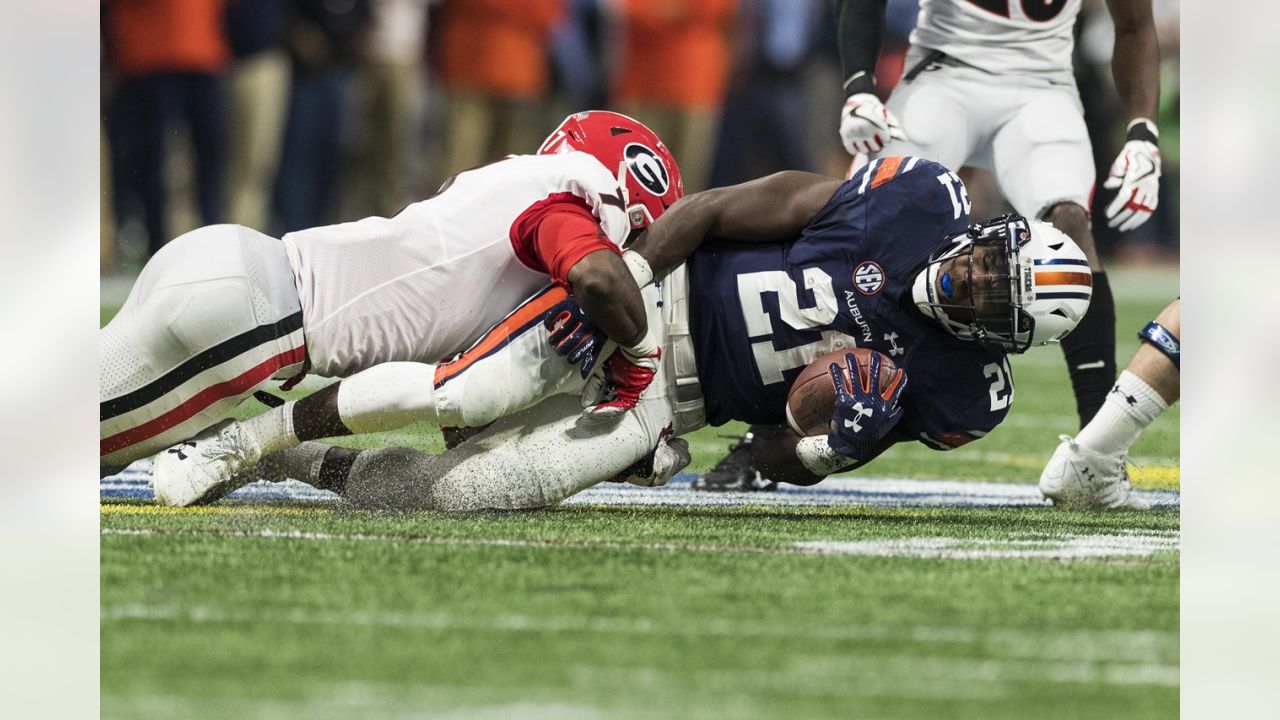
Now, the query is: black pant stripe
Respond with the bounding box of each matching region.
[100,311,304,422]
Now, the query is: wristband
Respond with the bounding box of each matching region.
[622,250,654,288]
[622,326,660,361]
[795,435,857,476]
[842,70,875,97]
[1125,118,1159,145]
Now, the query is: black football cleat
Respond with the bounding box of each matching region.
[691,432,778,492]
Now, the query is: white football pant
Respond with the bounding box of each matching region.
[876,46,1095,219]
[99,225,305,475]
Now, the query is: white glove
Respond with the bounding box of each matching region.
[839,92,906,156]
[1103,119,1161,232]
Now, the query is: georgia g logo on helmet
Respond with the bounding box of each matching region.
[624,143,670,197]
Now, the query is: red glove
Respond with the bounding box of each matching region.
[582,335,661,418]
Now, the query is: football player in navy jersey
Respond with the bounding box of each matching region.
[244,156,1096,508]
[618,155,1094,483]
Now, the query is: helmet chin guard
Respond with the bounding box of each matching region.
[912,214,1092,353]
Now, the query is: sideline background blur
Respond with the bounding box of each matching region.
[98,0,1181,285]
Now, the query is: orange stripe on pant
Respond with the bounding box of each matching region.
[871,156,904,188]
[433,286,570,387]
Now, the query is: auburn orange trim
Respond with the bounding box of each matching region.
[871,156,904,188]
[433,286,570,387]
[1033,271,1093,287]
[879,368,906,401]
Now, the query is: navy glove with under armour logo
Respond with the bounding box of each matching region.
[544,296,606,378]
[827,352,907,463]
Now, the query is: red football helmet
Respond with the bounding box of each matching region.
[538,110,683,232]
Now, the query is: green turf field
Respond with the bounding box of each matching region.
[100,266,1179,719]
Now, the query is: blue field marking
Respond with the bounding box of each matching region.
[101,461,1179,509]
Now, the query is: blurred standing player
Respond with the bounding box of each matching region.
[1040,298,1179,508]
[697,0,1163,490]
[838,0,1160,421]
[101,112,681,506]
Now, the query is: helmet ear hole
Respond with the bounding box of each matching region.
[627,206,650,229]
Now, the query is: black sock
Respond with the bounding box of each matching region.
[314,446,359,494]
[1060,272,1116,427]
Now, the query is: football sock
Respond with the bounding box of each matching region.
[336,362,441,434]
[254,442,330,485]
[1074,370,1167,457]
[241,404,300,456]
[315,446,359,494]
[1061,271,1116,427]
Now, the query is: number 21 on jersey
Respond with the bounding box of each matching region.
[737,268,859,385]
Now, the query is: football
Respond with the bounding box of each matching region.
[785,348,900,436]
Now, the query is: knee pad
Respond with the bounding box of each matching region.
[1138,321,1180,369]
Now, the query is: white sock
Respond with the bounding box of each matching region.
[1074,370,1168,456]
[337,362,440,434]
[240,403,299,456]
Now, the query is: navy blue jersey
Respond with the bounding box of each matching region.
[686,157,1013,450]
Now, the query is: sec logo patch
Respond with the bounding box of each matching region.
[853,261,885,295]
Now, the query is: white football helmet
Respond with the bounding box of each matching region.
[912,215,1092,353]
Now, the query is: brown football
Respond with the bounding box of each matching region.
[785,348,901,436]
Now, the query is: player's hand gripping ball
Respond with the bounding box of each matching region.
[786,348,907,462]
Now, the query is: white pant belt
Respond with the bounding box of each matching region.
[658,264,705,435]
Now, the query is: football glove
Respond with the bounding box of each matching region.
[827,352,906,463]
[1103,119,1161,232]
[839,93,906,157]
[581,335,661,419]
[544,296,605,378]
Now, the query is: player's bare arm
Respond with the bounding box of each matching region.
[1102,0,1162,231]
[629,171,843,276]
[564,249,647,347]
[1105,0,1160,123]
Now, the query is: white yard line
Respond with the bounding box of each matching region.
[102,525,1178,562]
[100,465,1181,509]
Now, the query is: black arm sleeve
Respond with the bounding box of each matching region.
[837,0,888,97]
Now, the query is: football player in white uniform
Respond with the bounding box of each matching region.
[1040,298,1178,509]
[696,0,1163,491]
[100,111,683,505]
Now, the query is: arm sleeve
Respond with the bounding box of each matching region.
[837,0,888,97]
[510,200,621,287]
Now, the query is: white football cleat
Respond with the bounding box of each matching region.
[151,420,263,507]
[1039,435,1151,510]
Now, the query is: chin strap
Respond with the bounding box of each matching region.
[1138,321,1180,369]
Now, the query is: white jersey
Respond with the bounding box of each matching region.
[283,152,631,378]
[911,0,1081,83]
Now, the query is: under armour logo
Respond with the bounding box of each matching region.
[843,402,874,433]
[1109,384,1138,406]
[883,332,904,357]
[167,441,197,461]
